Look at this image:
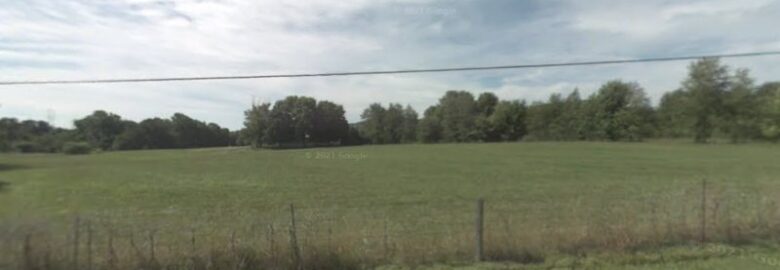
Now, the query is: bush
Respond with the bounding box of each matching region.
[12,141,38,153]
[32,134,62,153]
[62,142,92,155]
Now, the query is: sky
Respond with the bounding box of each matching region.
[1,0,779,129]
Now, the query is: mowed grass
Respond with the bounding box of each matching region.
[2,142,780,269]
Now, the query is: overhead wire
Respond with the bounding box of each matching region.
[1,51,779,86]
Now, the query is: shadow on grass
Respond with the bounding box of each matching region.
[0,163,30,172]
[0,164,27,194]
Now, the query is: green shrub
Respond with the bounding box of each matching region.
[12,141,38,153]
[62,142,92,155]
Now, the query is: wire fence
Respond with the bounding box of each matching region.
[2,179,780,269]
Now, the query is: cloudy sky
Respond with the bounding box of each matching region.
[1,0,779,129]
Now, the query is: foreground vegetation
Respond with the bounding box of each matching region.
[2,142,780,269]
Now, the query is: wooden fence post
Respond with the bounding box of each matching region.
[700,179,707,243]
[289,204,302,270]
[190,228,197,269]
[86,219,93,270]
[72,216,80,270]
[148,230,156,263]
[383,219,389,261]
[22,233,32,270]
[475,198,484,262]
[267,224,276,265]
[43,238,52,270]
[107,227,117,269]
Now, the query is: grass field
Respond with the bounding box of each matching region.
[2,142,780,269]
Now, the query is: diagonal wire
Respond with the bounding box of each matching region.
[1,51,779,86]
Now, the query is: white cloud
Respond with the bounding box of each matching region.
[1,0,779,129]
[570,0,775,39]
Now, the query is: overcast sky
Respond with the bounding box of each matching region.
[1,0,779,129]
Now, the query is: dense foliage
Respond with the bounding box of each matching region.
[350,58,780,145]
[241,96,352,148]
[0,111,232,153]
[0,118,78,153]
[657,59,780,143]
[3,58,780,153]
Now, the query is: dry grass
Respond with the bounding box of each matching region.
[4,183,780,270]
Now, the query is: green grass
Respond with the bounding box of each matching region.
[3,141,779,216]
[2,141,780,269]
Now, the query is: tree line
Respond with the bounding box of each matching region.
[2,58,780,154]
[0,111,233,154]
[243,58,780,146]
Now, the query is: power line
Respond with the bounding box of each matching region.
[1,51,779,86]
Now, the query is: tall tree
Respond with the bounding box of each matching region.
[384,103,405,143]
[266,100,296,145]
[243,103,272,147]
[554,90,584,140]
[74,110,126,150]
[401,105,418,143]
[757,82,780,142]
[292,97,317,147]
[418,105,443,143]
[657,89,693,138]
[312,101,349,144]
[721,69,760,143]
[489,100,527,141]
[526,94,564,140]
[360,103,388,144]
[474,92,500,141]
[476,92,499,116]
[590,81,654,141]
[265,96,316,147]
[437,91,478,142]
[682,58,730,143]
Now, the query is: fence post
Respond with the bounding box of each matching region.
[700,179,707,243]
[383,219,389,261]
[475,198,484,262]
[86,219,93,270]
[230,230,237,256]
[289,204,302,270]
[43,238,52,270]
[22,233,32,270]
[72,216,80,270]
[148,230,156,263]
[107,226,117,269]
[267,224,276,265]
